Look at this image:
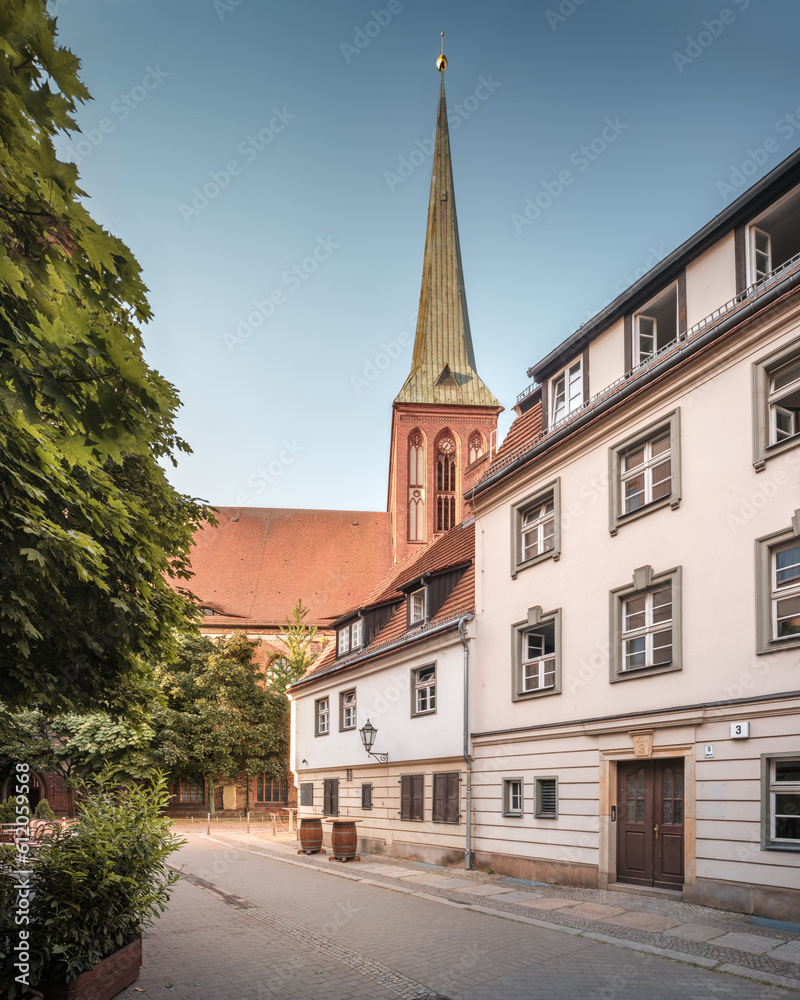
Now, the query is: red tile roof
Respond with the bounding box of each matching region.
[493,398,543,466]
[183,507,392,628]
[292,521,475,688]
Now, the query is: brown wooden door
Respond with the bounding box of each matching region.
[617,759,684,889]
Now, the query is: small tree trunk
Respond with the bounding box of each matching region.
[207,775,216,817]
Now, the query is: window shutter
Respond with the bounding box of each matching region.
[538,778,557,816]
[331,779,339,816]
[401,775,412,820]
[412,774,424,821]
[432,773,446,823]
[446,773,460,823]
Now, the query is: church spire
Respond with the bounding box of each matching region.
[394,46,500,409]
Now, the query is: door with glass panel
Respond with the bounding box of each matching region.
[617,759,684,889]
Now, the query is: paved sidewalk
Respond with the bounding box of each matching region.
[120,829,800,999]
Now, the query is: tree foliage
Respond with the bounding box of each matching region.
[152,634,289,814]
[0,0,212,713]
[271,598,324,693]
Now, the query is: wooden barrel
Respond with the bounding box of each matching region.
[330,820,358,860]
[298,817,323,854]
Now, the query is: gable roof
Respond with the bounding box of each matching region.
[184,507,392,628]
[291,520,475,688]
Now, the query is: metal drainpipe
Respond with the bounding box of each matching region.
[458,614,475,870]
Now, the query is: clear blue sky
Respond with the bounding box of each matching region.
[50,0,800,510]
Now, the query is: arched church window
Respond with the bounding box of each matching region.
[436,435,457,533]
[408,431,425,542]
[468,432,485,465]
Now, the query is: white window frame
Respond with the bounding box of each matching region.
[412,664,436,716]
[521,630,556,693]
[753,339,800,469]
[503,778,524,817]
[337,629,350,655]
[635,314,657,364]
[339,689,356,731]
[510,479,561,577]
[761,754,800,851]
[410,587,426,625]
[620,584,673,673]
[512,608,561,701]
[550,359,583,425]
[315,697,329,736]
[610,566,682,682]
[609,411,681,534]
[751,225,773,282]
[756,523,800,653]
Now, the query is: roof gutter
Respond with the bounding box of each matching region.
[468,269,800,503]
[528,148,800,381]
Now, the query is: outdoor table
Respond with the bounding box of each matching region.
[297,815,325,855]
[323,818,362,862]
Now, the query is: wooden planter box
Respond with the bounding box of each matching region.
[39,936,142,1000]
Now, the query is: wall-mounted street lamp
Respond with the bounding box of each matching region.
[359,719,389,763]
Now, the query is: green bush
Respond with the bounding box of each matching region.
[0,796,26,823]
[33,799,55,821]
[0,770,184,997]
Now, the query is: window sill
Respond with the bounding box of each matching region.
[762,842,800,853]
[610,661,681,683]
[511,549,558,579]
[512,687,559,702]
[503,812,523,819]
[610,496,680,535]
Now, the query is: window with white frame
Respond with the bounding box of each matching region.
[339,689,356,731]
[609,412,680,533]
[610,566,682,681]
[510,480,561,576]
[409,587,426,625]
[503,778,523,817]
[550,359,583,424]
[512,608,561,701]
[315,697,329,735]
[412,664,436,716]
[632,284,678,367]
[762,755,800,850]
[336,619,363,657]
[756,524,800,653]
[747,184,800,286]
[753,339,800,468]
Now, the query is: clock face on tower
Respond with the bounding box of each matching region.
[438,437,455,455]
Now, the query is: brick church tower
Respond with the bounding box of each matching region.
[388,54,502,563]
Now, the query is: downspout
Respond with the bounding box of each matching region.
[458,614,475,870]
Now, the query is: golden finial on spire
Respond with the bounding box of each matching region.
[437,32,447,72]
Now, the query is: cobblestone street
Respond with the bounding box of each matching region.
[118,831,800,1000]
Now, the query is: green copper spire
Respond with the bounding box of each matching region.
[394,56,500,408]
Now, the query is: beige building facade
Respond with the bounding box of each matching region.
[466,150,800,920]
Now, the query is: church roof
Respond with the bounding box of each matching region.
[184,507,392,628]
[394,71,501,410]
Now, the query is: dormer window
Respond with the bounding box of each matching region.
[747,184,800,285]
[550,359,582,425]
[336,619,364,657]
[633,284,678,367]
[410,588,426,625]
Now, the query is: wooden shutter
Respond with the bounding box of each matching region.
[446,773,460,823]
[400,775,412,820]
[361,783,372,810]
[323,779,332,815]
[432,773,446,823]
[537,778,557,817]
[412,774,424,821]
[323,778,339,816]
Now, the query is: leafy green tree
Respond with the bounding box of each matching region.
[270,599,326,693]
[0,0,212,714]
[153,634,288,815]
